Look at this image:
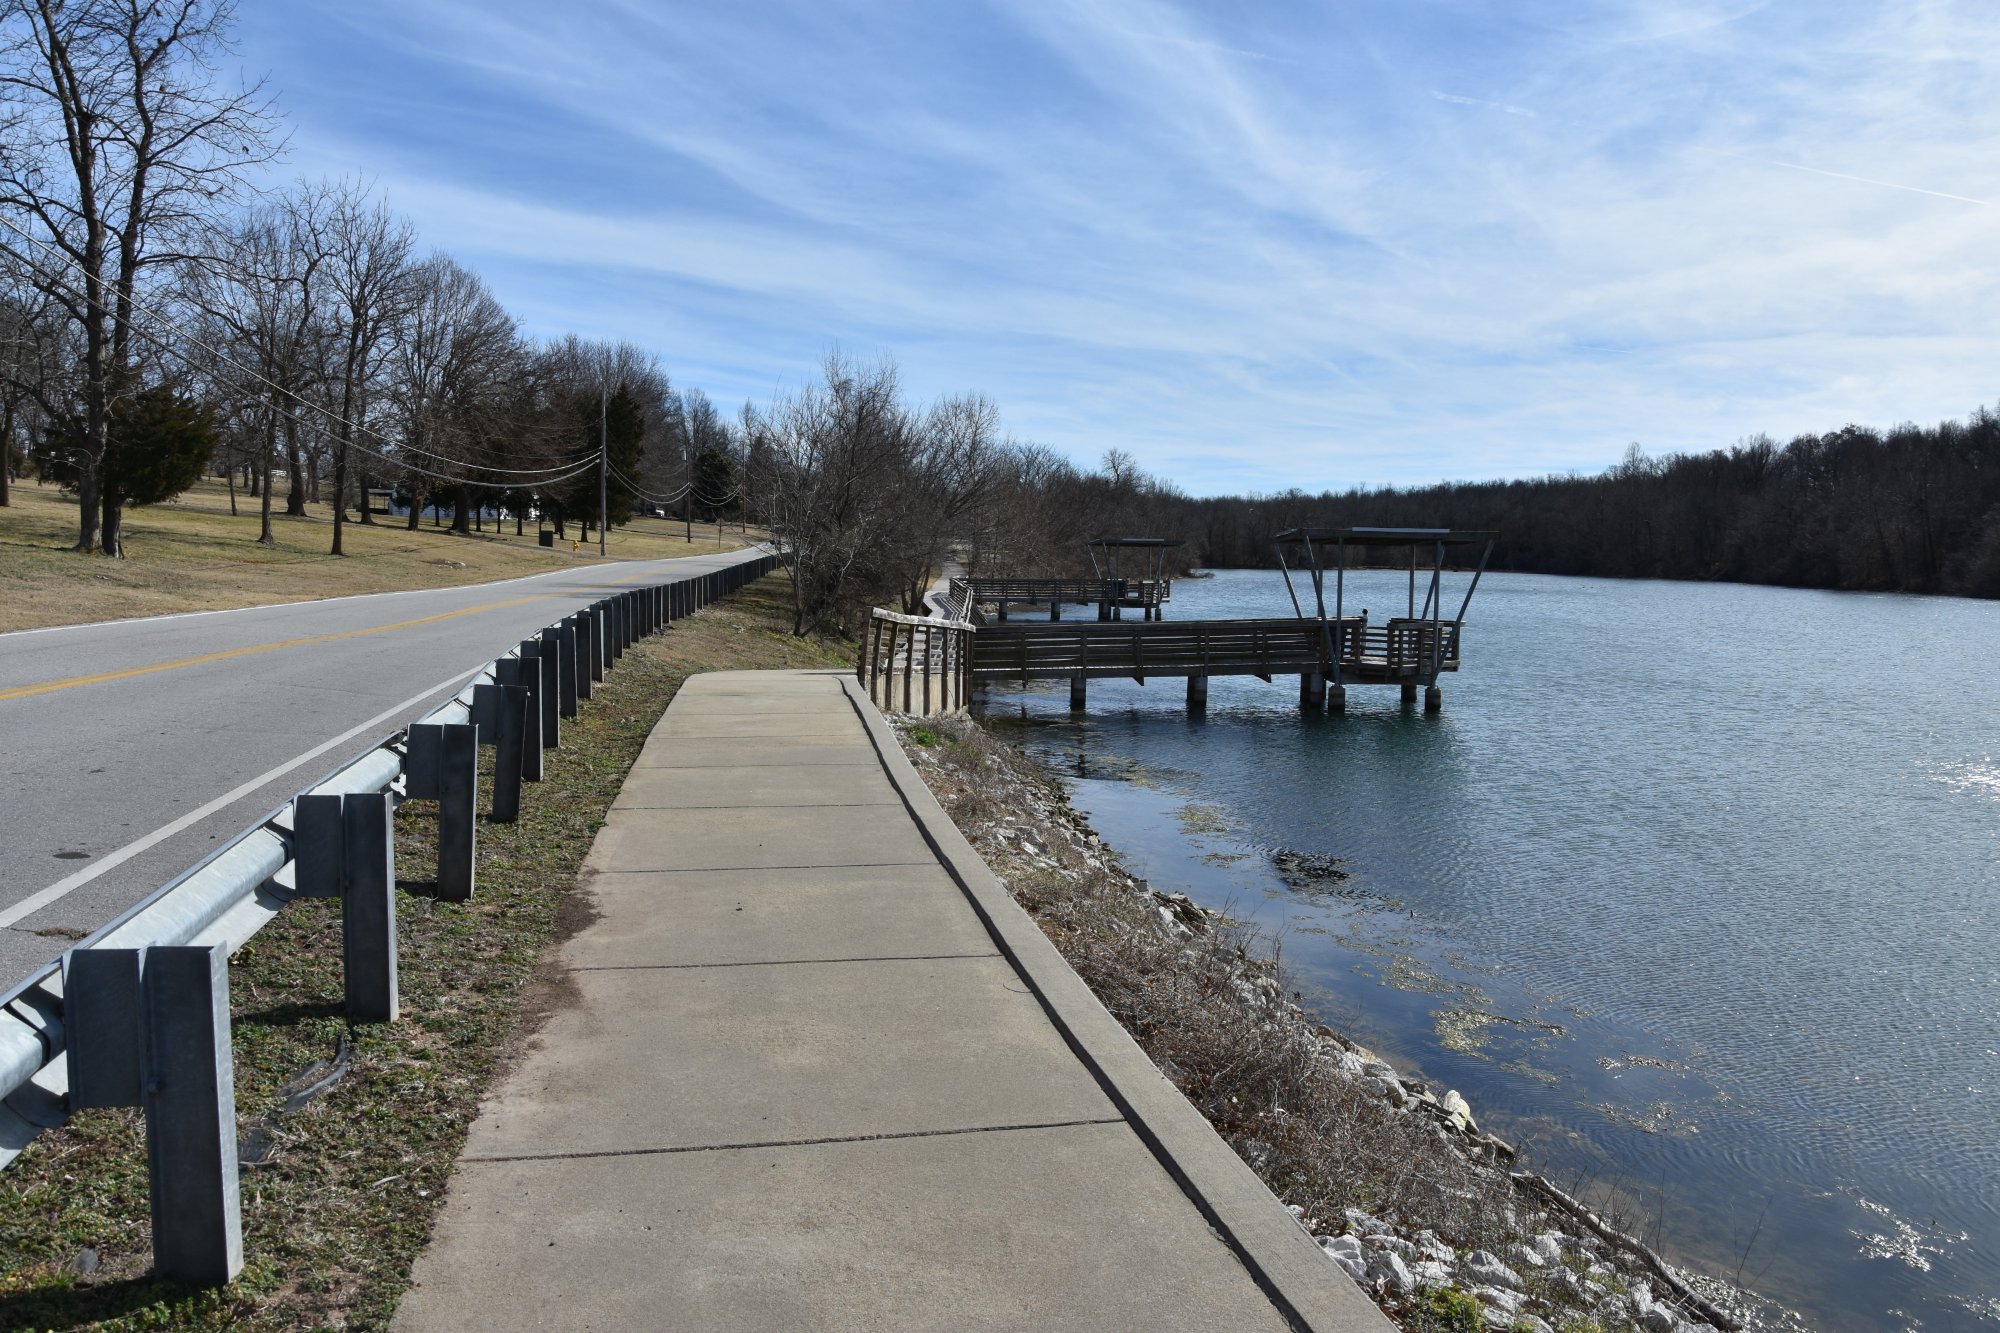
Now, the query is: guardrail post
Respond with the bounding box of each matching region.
[293,792,346,897]
[497,656,543,781]
[65,948,144,1108]
[608,598,625,661]
[572,608,592,700]
[473,683,527,823]
[438,722,477,900]
[342,792,398,1022]
[144,943,242,1287]
[405,724,442,799]
[587,605,605,684]
[555,619,582,710]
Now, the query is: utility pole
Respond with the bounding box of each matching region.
[598,384,608,558]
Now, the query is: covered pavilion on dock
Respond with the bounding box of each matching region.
[1273,526,1496,711]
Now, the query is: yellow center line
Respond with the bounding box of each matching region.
[0,593,562,704]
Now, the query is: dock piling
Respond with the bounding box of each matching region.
[1298,671,1324,710]
[1186,674,1207,711]
[1069,673,1086,712]
[1424,685,1443,713]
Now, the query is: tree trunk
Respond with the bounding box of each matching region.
[451,485,471,534]
[358,468,376,525]
[258,418,277,546]
[406,488,423,531]
[330,445,348,556]
[75,467,103,553]
[284,415,307,515]
[226,460,237,515]
[100,493,124,559]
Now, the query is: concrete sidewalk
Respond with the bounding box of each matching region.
[394,670,1388,1332]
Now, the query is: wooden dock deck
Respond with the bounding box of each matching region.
[967,615,1462,710]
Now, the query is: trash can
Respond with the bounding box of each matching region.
[538,531,554,548]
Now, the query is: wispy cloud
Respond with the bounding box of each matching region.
[1432,90,1536,117]
[236,0,2000,491]
[1765,160,1987,207]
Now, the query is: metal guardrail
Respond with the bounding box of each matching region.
[0,551,781,1286]
[858,607,974,716]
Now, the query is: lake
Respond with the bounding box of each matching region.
[973,568,1999,1331]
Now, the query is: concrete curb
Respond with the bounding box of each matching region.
[834,674,1395,1333]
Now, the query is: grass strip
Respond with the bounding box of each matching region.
[0,573,849,1331]
[0,479,749,632]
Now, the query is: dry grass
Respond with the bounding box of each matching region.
[0,574,850,1331]
[0,479,751,632]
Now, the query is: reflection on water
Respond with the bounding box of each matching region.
[977,569,2000,1332]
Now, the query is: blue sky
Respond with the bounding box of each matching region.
[234,1,2000,494]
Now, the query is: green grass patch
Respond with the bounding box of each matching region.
[0,573,849,1330]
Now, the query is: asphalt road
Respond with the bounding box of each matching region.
[0,545,771,993]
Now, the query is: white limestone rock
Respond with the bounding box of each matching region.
[1366,1248,1417,1294]
[1462,1249,1525,1291]
[1317,1234,1368,1282]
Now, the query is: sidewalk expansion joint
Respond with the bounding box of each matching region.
[461,1116,1130,1165]
[594,860,938,875]
[569,951,1004,972]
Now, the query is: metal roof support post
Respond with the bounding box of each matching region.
[1428,540,1445,683]
[1453,537,1496,624]
[1276,547,1306,619]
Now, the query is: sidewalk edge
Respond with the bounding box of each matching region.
[836,676,1395,1333]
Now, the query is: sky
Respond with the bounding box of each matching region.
[232,0,2000,495]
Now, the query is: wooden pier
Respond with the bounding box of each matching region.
[862,527,1495,716]
[946,576,1170,621]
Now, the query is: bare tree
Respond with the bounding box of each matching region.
[317,183,413,554]
[0,266,63,506]
[0,0,278,555]
[188,185,331,543]
[387,253,521,533]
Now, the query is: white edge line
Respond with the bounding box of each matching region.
[0,543,767,640]
[0,662,491,930]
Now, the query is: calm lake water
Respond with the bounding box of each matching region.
[974,569,2000,1332]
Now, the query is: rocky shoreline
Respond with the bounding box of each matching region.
[894,713,1797,1333]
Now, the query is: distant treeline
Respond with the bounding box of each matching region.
[1159,409,2000,599]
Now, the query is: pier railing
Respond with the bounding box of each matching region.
[948,575,1170,616]
[860,608,974,715]
[1338,618,1463,677]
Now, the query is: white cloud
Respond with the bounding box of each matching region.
[240,0,2000,492]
